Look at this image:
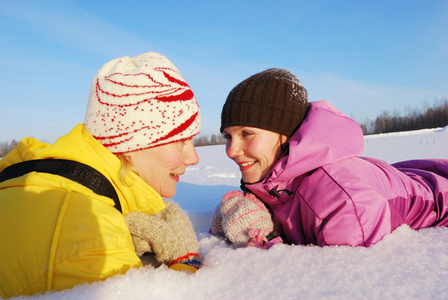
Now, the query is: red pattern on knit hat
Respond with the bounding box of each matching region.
[84,52,201,153]
[98,111,199,150]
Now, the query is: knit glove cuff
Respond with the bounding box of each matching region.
[125,200,202,270]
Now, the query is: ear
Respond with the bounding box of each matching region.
[280,135,290,152]
[117,152,135,170]
[121,152,133,162]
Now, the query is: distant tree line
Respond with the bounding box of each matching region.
[193,98,448,145]
[193,133,226,147]
[1,99,447,152]
[358,98,448,135]
[0,140,18,157]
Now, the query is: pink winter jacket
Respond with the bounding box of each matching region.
[243,100,448,247]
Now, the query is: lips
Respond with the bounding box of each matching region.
[170,173,182,182]
[240,161,255,167]
[238,161,256,171]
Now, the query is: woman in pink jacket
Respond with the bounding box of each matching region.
[210,68,448,248]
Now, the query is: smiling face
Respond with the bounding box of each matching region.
[223,126,288,184]
[123,138,199,198]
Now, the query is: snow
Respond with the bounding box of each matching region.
[9,127,448,300]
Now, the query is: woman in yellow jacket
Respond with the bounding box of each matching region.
[0,52,202,298]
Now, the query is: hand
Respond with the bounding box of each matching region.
[125,200,201,272]
[210,190,282,248]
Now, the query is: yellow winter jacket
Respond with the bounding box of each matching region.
[0,124,166,298]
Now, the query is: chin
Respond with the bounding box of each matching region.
[162,193,175,198]
[161,189,176,198]
[242,172,266,184]
[242,176,258,184]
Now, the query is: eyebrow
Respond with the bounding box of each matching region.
[223,126,245,134]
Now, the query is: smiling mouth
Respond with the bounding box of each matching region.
[170,173,180,177]
[239,161,255,167]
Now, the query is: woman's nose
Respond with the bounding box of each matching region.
[226,140,243,158]
[185,143,199,166]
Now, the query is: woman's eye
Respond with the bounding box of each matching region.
[242,131,253,137]
[223,134,231,140]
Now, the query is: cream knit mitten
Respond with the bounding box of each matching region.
[210,190,282,248]
[125,200,201,273]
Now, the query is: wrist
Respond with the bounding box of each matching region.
[168,253,202,270]
[169,263,199,273]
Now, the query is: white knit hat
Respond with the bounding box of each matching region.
[84,52,201,154]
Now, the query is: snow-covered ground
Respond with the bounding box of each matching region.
[10,127,448,300]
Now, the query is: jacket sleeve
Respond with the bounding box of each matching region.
[53,243,142,290]
[50,192,143,292]
[300,165,395,247]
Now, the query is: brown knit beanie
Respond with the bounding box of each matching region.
[220,68,309,136]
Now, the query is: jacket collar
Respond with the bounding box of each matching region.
[242,100,364,207]
[2,124,166,215]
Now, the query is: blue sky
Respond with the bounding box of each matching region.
[1,0,447,143]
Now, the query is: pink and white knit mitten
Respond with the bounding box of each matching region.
[210,190,282,249]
